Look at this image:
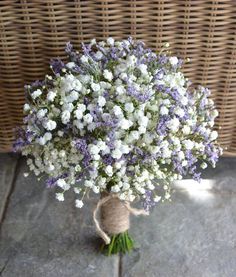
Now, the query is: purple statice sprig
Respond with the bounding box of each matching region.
[142,190,156,211]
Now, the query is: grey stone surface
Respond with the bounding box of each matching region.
[1,156,236,277]
[122,158,236,277]
[0,154,18,221]
[0,158,118,277]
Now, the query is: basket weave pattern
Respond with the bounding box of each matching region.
[0,0,236,155]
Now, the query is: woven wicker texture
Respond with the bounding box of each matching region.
[0,0,236,155]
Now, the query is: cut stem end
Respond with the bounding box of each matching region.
[101,231,134,256]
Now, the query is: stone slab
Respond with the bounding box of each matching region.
[0,158,119,277]
[0,154,18,222]
[122,158,236,277]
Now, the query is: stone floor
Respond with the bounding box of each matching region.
[0,154,236,277]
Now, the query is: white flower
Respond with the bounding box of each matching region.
[78,104,86,112]
[44,120,57,130]
[183,139,194,150]
[47,90,56,102]
[140,116,149,127]
[87,122,96,131]
[129,130,139,141]
[31,89,42,99]
[160,106,168,115]
[138,64,148,75]
[97,140,107,151]
[105,165,113,176]
[75,109,83,120]
[44,132,52,141]
[111,185,120,193]
[94,51,103,60]
[120,144,130,154]
[90,38,96,45]
[91,83,100,92]
[57,179,70,190]
[116,86,125,95]
[81,55,88,63]
[37,109,47,119]
[59,150,66,157]
[75,199,84,208]
[169,56,178,66]
[107,37,114,46]
[92,186,100,194]
[124,103,134,113]
[61,110,71,124]
[174,107,185,118]
[83,113,93,124]
[167,118,180,132]
[182,125,191,135]
[180,96,188,106]
[178,151,185,160]
[211,109,219,118]
[111,149,123,159]
[98,96,106,107]
[120,118,133,130]
[127,55,137,66]
[210,130,218,141]
[74,187,81,194]
[56,193,64,201]
[67,90,79,102]
[23,103,30,112]
[103,70,113,81]
[162,148,172,158]
[154,195,161,202]
[200,162,208,169]
[66,62,75,69]
[89,144,100,155]
[84,180,93,187]
[37,132,52,145]
[113,105,123,117]
[58,130,64,137]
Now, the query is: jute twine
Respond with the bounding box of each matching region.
[93,193,149,245]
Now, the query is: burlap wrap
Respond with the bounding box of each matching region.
[93,193,149,244]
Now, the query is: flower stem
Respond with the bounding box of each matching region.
[101,231,134,256]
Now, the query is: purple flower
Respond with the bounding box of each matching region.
[65,41,73,55]
[103,154,115,165]
[74,138,88,155]
[142,190,156,211]
[81,42,92,56]
[50,58,65,74]
[193,172,201,182]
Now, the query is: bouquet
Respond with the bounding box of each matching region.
[14,37,222,255]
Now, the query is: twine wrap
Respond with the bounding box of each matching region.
[93,193,149,245]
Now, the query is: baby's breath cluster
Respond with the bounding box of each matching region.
[14,37,222,210]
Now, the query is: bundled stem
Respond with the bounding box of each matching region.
[101,230,134,256]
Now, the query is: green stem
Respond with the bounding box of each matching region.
[101,231,134,256]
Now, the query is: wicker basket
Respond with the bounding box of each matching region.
[0,0,236,155]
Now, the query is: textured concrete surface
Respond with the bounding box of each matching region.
[0,157,118,277]
[0,155,236,277]
[0,154,18,222]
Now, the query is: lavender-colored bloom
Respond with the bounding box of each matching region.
[127,85,151,103]
[74,138,88,155]
[142,190,156,211]
[193,172,201,182]
[156,115,170,136]
[50,58,65,74]
[158,55,168,64]
[81,42,92,56]
[65,41,73,55]
[103,154,115,165]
